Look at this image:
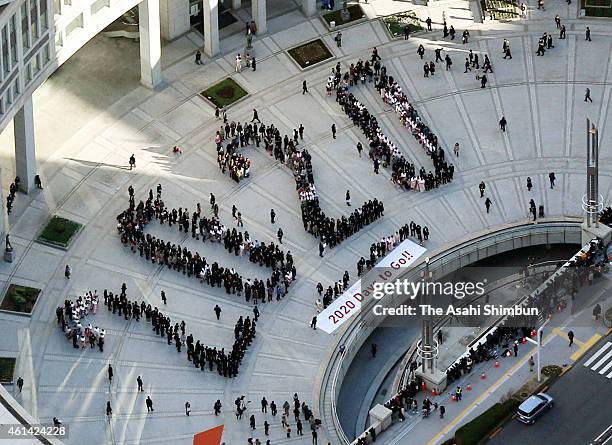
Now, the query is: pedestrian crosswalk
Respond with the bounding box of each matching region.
[583,342,612,379]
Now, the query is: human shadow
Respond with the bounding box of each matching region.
[64,158,133,170]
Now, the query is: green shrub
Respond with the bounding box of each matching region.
[541,365,562,377]
[11,293,26,308]
[455,399,520,445]
[383,12,423,37]
[1,285,41,314]
[38,216,82,248]
[585,5,612,13]
[481,0,521,19]
[201,78,249,109]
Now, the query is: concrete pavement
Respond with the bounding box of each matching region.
[0,0,612,442]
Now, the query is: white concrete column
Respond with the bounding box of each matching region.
[159,0,191,40]
[302,0,316,16]
[231,0,241,9]
[252,0,266,34]
[14,96,37,194]
[139,0,163,89]
[203,0,219,57]
[469,0,483,23]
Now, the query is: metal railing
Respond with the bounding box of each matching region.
[395,260,561,391]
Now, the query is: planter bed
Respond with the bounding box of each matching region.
[200,78,249,109]
[37,216,82,250]
[287,39,334,70]
[321,4,366,28]
[0,284,41,315]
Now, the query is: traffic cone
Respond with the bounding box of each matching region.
[531,329,537,338]
[481,372,487,380]
[421,381,427,391]
[521,337,527,344]
[451,395,457,402]
[431,388,437,396]
[495,361,500,368]
[466,384,472,391]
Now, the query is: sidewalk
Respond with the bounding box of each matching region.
[376,276,612,445]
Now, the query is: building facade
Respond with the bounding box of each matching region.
[0,0,310,242]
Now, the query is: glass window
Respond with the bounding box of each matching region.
[13,78,19,96]
[21,3,29,50]
[53,0,60,15]
[25,62,32,83]
[30,0,38,41]
[10,16,17,65]
[6,88,13,105]
[42,43,49,64]
[31,51,39,74]
[0,97,4,115]
[2,26,9,75]
[40,0,48,31]
[54,30,62,48]
[0,37,3,77]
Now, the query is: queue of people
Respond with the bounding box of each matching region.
[214,120,256,183]
[289,148,385,247]
[327,51,454,192]
[378,80,454,189]
[315,221,430,310]
[243,112,385,249]
[56,292,105,351]
[117,189,295,303]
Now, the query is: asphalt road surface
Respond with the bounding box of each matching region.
[488,333,612,445]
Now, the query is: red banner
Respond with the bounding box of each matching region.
[193,425,224,445]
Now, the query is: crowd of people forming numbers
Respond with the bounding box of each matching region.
[213,48,453,197]
[213,111,386,251]
[326,48,455,192]
[56,283,258,378]
[117,185,295,303]
[315,221,430,311]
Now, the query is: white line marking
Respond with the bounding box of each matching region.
[584,342,612,367]
[591,350,612,372]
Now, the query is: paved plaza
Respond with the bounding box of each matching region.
[1,0,612,443]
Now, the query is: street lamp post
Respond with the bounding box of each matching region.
[525,318,550,382]
[414,256,447,393]
[581,119,612,245]
[421,257,435,373]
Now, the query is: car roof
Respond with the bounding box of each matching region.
[518,394,548,413]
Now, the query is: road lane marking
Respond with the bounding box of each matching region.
[593,423,612,445]
[570,334,603,361]
[584,342,612,367]
[591,350,612,372]
[553,327,584,346]
[489,427,503,439]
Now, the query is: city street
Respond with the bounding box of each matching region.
[488,333,612,445]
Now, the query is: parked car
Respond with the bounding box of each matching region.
[516,393,554,424]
